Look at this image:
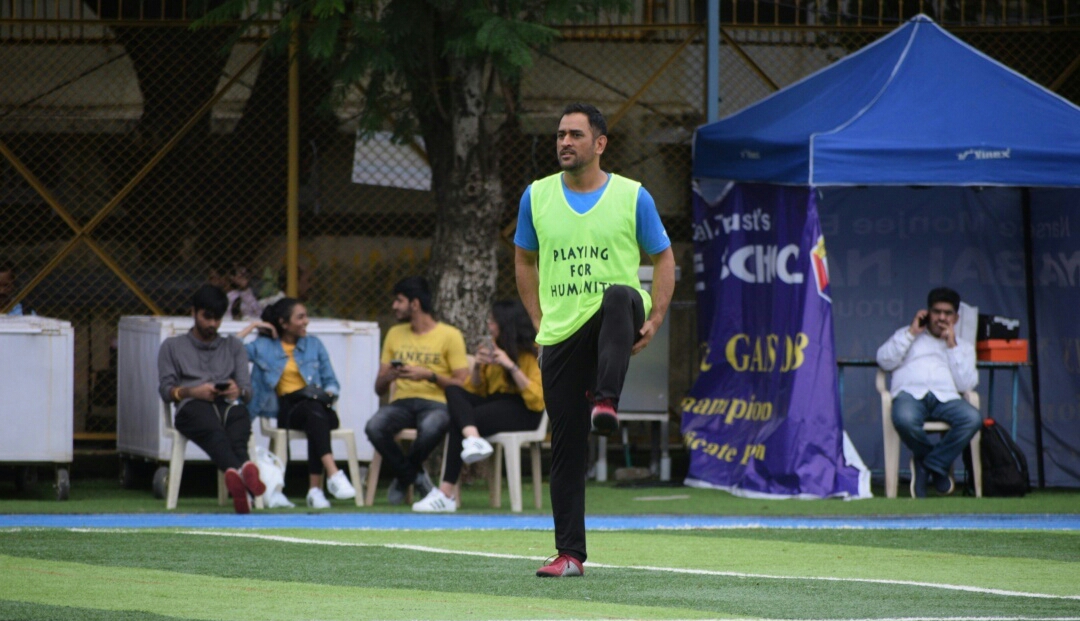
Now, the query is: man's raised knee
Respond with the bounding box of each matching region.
[601,285,633,309]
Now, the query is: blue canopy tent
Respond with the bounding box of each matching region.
[694,14,1080,186]
[692,14,1080,488]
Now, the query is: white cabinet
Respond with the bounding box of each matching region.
[0,316,74,463]
[0,316,74,500]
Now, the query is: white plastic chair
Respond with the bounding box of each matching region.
[876,369,982,498]
[163,403,262,510]
[484,410,549,512]
[259,416,364,506]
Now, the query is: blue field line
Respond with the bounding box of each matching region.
[1,513,1079,530]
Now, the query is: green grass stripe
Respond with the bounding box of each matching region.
[3,529,1079,619]
[0,601,193,621]
[0,554,718,621]
[249,528,1080,597]
[654,527,1080,562]
[5,476,1080,516]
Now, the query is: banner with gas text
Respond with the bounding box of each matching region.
[684,182,870,498]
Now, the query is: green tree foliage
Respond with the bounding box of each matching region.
[199,0,628,342]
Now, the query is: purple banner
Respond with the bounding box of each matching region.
[683,182,869,498]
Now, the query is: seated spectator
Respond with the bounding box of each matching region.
[412,300,545,512]
[0,258,32,316]
[240,298,356,509]
[207,262,231,293]
[157,285,265,514]
[227,264,261,320]
[876,286,981,498]
[366,276,468,505]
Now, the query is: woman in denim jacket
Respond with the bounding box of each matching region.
[240,298,356,509]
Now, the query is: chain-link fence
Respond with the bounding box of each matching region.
[2,2,1078,439]
[1,10,285,435]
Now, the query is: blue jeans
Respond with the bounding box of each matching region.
[892,391,981,477]
[364,398,449,484]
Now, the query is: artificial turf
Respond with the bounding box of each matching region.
[2,474,1079,516]
[1,527,1077,621]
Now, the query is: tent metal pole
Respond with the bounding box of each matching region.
[1021,187,1046,488]
[707,0,720,123]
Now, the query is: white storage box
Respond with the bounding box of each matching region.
[0,316,74,464]
[117,316,381,465]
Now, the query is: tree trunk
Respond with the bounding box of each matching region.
[428,58,503,347]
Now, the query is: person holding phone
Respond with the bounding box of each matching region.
[367,276,469,505]
[876,287,980,498]
[411,300,545,512]
[241,297,356,509]
[158,284,265,514]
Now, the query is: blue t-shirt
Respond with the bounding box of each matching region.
[514,173,671,255]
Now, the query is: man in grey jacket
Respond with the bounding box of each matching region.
[158,284,265,513]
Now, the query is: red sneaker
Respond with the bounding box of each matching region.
[224,468,251,514]
[240,461,266,496]
[590,399,618,436]
[536,553,584,577]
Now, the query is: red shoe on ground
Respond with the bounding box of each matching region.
[536,553,584,577]
[590,399,618,436]
[224,468,251,514]
[240,461,266,496]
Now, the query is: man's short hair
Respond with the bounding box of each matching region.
[191,284,229,319]
[562,102,607,138]
[927,287,961,313]
[393,276,433,314]
[0,257,15,275]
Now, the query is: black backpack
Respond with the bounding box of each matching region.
[963,418,1030,497]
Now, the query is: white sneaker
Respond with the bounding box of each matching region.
[306,487,331,509]
[265,490,295,509]
[461,436,494,464]
[411,487,456,513]
[326,470,356,500]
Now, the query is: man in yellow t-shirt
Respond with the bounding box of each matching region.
[366,276,469,505]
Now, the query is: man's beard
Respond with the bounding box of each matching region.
[559,153,582,171]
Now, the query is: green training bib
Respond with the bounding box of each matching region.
[530,172,651,345]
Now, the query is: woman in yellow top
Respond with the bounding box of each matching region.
[412,300,545,512]
[242,298,356,509]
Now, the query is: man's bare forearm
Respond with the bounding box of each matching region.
[648,247,676,325]
[515,247,542,331]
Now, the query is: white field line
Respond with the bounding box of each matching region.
[139,529,1080,602]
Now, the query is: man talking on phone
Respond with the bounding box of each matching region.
[158,284,264,513]
[876,287,980,498]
